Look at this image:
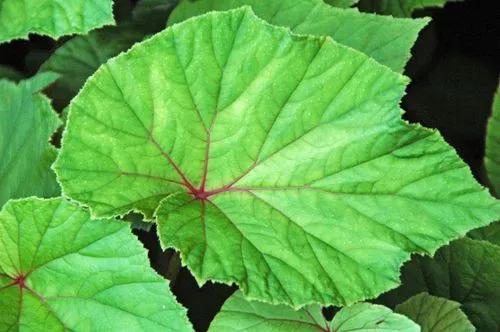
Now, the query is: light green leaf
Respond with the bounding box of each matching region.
[55,8,499,307]
[0,0,115,44]
[331,303,420,332]
[168,0,429,72]
[324,0,360,7]
[0,197,192,331]
[0,74,61,208]
[357,0,463,17]
[485,84,500,195]
[395,293,475,332]
[209,291,419,331]
[381,238,500,332]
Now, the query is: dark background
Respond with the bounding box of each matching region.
[0,0,498,330]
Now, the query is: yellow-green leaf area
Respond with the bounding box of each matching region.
[0,0,115,43]
[0,197,192,332]
[55,8,500,307]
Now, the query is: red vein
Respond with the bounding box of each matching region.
[150,138,197,193]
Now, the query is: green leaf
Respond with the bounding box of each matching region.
[0,197,192,331]
[0,73,61,208]
[468,221,500,246]
[323,0,360,7]
[357,0,463,17]
[55,8,499,307]
[395,293,475,332]
[40,0,175,108]
[209,291,419,331]
[168,0,429,72]
[0,65,24,81]
[381,238,500,332]
[331,303,420,332]
[40,25,148,108]
[0,0,115,44]
[133,0,176,28]
[485,84,500,195]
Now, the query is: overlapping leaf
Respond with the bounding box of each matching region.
[40,0,174,108]
[485,84,500,195]
[357,0,463,17]
[40,26,147,108]
[55,8,499,307]
[168,0,429,72]
[0,197,192,331]
[0,65,23,81]
[324,0,360,7]
[381,238,500,332]
[0,0,115,44]
[209,291,419,331]
[395,293,475,332]
[0,73,61,207]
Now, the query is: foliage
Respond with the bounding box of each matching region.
[0,0,498,331]
[395,293,474,332]
[209,291,418,331]
[381,238,500,331]
[485,84,500,195]
[0,73,61,207]
[54,7,498,308]
[169,0,429,72]
[357,0,463,17]
[0,197,192,331]
[0,0,115,44]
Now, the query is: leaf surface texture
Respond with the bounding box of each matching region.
[0,198,192,331]
[0,0,115,43]
[55,8,500,307]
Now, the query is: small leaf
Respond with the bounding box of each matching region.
[168,0,429,72]
[55,8,499,307]
[0,0,115,44]
[396,293,475,332]
[358,0,463,17]
[323,0,360,7]
[381,238,500,332]
[485,83,500,195]
[0,197,192,331]
[208,291,419,331]
[331,303,419,332]
[0,74,61,207]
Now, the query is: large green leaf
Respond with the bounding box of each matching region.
[0,197,192,331]
[168,0,429,72]
[485,84,500,195]
[55,8,499,307]
[395,293,475,332]
[357,0,462,17]
[209,291,419,331]
[380,238,500,332]
[0,0,115,44]
[0,73,61,208]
